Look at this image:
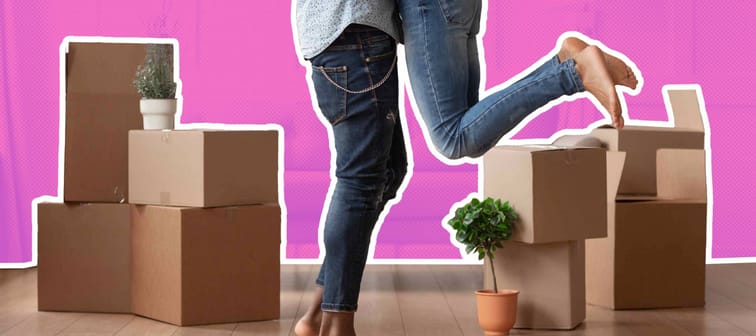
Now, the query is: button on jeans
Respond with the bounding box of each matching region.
[308,25,407,312]
[398,0,585,159]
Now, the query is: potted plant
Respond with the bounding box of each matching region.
[447,197,519,336]
[133,44,177,130]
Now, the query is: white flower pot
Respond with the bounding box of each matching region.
[140,99,177,130]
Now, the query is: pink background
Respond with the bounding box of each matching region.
[1,1,754,263]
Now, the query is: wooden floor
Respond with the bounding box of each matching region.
[1,264,755,335]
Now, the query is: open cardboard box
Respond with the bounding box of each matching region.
[483,145,625,244]
[481,151,625,330]
[590,88,706,195]
[586,148,708,309]
[64,42,153,202]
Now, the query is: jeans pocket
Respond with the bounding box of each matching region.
[436,0,479,25]
[311,65,348,125]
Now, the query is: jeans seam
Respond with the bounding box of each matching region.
[460,66,568,150]
[420,3,447,139]
[356,31,381,110]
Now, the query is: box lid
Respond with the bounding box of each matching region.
[66,42,155,96]
[491,145,602,153]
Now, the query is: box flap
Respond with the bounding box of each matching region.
[66,42,150,96]
[657,149,707,201]
[552,134,604,148]
[606,151,626,202]
[665,87,705,131]
[493,145,600,153]
[616,194,658,202]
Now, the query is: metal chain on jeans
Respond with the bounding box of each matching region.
[317,55,397,94]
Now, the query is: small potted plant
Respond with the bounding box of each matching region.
[447,197,519,336]
[133,44,177,130]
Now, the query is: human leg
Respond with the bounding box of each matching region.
[295,24,402,336]
[399,0,629,159]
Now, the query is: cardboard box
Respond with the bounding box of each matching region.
[483,146,607,243]
[657,149,707,201]
[129,130,278,207]
[585,200,707,309]
[485,241,585,330]
[591,88,706,195]
[64,42,149,202]
[37,202,131,313]
[131,204,281,326]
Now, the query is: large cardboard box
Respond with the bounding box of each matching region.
[587,146,707,309]
[483,146,607,243]
[485,241,585,330]
[129,130,278,207]
[131,204,281,326]
[64,42,149,202]
[37,202,131,313]
[585,200,707,309]
[591,88,706,195]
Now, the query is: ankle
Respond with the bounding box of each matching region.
[320,311,356,335]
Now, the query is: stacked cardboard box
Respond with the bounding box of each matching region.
[128,129,281,326]
[482,146,625,330]
[39,42,283,326]
[585,88,708,309]
[37,202,132,313]
[37,42,147,313]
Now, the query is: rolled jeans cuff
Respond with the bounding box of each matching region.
[321,303,358,312]
[564,58,585,93]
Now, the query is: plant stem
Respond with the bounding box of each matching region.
[488,254,498,293]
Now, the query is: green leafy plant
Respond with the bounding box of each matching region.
[447,197,517,293]
[133,44,176,99]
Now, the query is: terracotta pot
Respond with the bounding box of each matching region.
[475,289,519,336]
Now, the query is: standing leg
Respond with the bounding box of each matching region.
[295,24,402,336]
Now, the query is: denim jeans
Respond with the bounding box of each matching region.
[398,0,585,159]
[308,25,407,312]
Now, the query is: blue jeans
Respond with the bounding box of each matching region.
[308,25,407,312]
[398,0,585,159]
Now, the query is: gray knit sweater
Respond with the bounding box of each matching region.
[295,0,402,59]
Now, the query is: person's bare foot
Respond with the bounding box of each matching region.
[294,314,321,336]
[573,46,624,128]
[557,37,638,90]
[294,286,324,336]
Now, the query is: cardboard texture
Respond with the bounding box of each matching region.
[657,149,707,201]
[586,200,707,309]
[483,146,607,243]
[37,202,131,313]
[131,204,281,326]
[606,152,627,205]
[485,241,586,330]
[590,88,706,195]
[129,130,278,207]
[64,42,149,202]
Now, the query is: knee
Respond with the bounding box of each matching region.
[334,176,386,210]
[433,137,485,160]
[435,142,465,160]
[383,165,408,201]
